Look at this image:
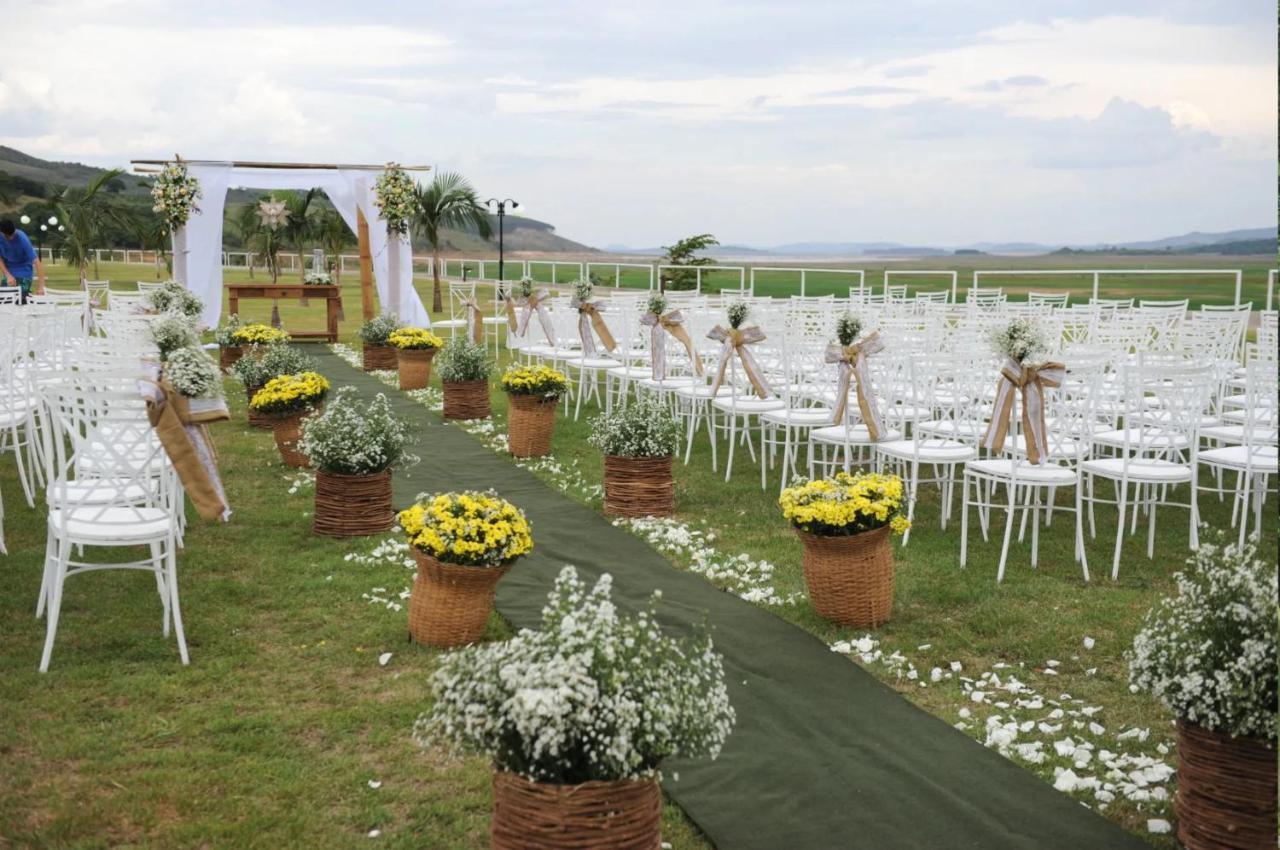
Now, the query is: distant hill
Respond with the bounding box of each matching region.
[0,146,595,253]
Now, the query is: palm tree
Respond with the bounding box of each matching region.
[129,209,170,279]
[316,208,353,284]
[281,188,319,280]
[412,172,492,313]
[54,169,128,283]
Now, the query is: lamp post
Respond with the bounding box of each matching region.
[485,197,518,285]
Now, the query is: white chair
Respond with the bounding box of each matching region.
[1198,358,1277,545]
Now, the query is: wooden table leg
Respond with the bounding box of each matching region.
[229,293,239,320]
[327,296,339,342]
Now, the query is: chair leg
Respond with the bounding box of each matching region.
[1111,480,1128,580]
[959,473,971,568]
[997,481,1017,583]
[166,541,190,666]
[39,536,71,672]
[1075,480,1091,582]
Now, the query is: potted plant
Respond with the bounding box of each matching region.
[214,314,244,372]
[149,313,200,360]
[249,371,331,467]
[359,314,402,372]
[232,322,290,348]
[437,336,492,420]
[414,565,735,848]
[588,396,681,517]
[298,387,410,538]
[231,342,316,429]
[397,490,533,646]
[779,471,910,628]
[500,364,567,458]
[1128,531,1276,850]
[388,327,444,390]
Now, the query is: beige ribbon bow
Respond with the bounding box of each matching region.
[141,379,231,522]
[517,288,556,346]
[640,309,704,380]
[979,358,1066,465]
[573,298,617,356]
[458,295,485,344]
[825,331,885,439]
[707,325,771,398]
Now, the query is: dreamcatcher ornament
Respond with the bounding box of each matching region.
[258,199,290,326]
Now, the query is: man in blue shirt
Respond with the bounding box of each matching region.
[0,218,39,303]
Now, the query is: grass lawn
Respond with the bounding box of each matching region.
[2,262,1273,847]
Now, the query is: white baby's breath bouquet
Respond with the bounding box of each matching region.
[163,346,223,399]
[145,280,203,320]
[572,279,593,303]
[647,292,668,316]
[835,313,862,346]
[989,318,1049,364]
[151,313,199,359]
[726,300,750,330]
[298,387,412,475]
[588,396,682,458]
[516,277,535,299]
[415,565,735,783]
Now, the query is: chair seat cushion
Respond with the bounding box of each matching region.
[47,506,173,543]
[1079,457,1192,482]
[876,438,975,462]
[1199,445,1278,472]
[966,458,1077,484]
[762,407,834,426]
[711,396,786,413]
[811,424,902,445]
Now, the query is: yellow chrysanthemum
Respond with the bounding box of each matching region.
[398,490,533,567]
[250,371,331,414]
[779,471,909,536]
[501,364,568,398]
[232,323,290,345]
[388,327,444,350]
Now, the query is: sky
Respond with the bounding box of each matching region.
[0,0,1275,249]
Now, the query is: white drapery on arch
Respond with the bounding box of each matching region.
[174,164,428,329]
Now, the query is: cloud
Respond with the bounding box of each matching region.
[1029,97,1218,168]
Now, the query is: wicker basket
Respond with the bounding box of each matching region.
[1176,720,1277,850]
[443,380,491,420]
[491,771,661,850]
[397,348,436,390]
[603,456,674,518]
[312,469,394,538]
[507,394,557,458]
[269,409,316,468]
[796,525,894,628]
[408,550,510,647]
[245,384,274,429]
[363,343,398,371]
[219,345,243,373]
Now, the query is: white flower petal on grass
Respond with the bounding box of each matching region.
[1146,819,1171,835]
[368,780,382,789]
[378,652,393,667]
[367,829,381,838]
[1082,636,1095,650]
[950,661,963,672]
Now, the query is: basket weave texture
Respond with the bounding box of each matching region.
[443,380,491,420]
[245,384,272,429]
[507,394,557,458]
[219,345,243,373]
[1175,720,1277,850]
[603,456,674,518]
[796,525,894,628]
[312,469,393,538]
[408,550,509,647]
[363,344,398,371]
[397,348,436,390]
[491,770,661,850]
[269,408,317,468]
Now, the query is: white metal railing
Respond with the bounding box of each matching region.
[884,269,960,300]
[525,260,585,285]
[972,268,1244,305]
[748,267,865,298]
[656,264,745,293]
[1268,269,1278,311]
[586,262,655,290]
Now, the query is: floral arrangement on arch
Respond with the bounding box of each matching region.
[374,165,416,235]
[588,396,682,458]
[398,490,533,567]
[501,364,568,401]
[145,280,203,320]
[249,372,330,415]
[298,387,412,476]
[387,327,444,350]
[359,314,402,345]
[231,323,290,346]
[415,564,735,783]
[151,161,202,231]
[163,346,223,399]
[780,472,910,537]
[1128,531,1276,741]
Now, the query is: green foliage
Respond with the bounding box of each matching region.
[413,171,493,313]
[298,387,411,475]
[588,396,682,458]
[835,314,862,346]
[437,336,492,383]
[358,313,402,345]
[230,341,317,387]
[53,168,130,282]
[660,233,719,291]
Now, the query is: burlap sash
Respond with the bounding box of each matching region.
[707,325,771,398]
[825,331,885,439]
[142,380,231,521]
[517,288,556,345]
[458,295,485,344]
[979,358,1066,465]
[572,298,617,356]
[641,309,703,380]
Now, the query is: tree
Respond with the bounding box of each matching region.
[315,208,353,284]
[281,188,320,280]
[659,233,719,291]
[128,208,171,279]
[411,172,492,313]
[54,169,129,283]
[236,196,287,284]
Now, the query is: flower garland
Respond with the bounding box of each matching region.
[151,162,202,230]
[374,165,415,235]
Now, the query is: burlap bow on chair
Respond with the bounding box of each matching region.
[458,295,485,344]
[640,309,704,380]
[141,379,231,521]
[707,325,771,398]
[979,358,1066,465]
[572,297,617,356]
[825,331,885,439]
[515,288,556,346]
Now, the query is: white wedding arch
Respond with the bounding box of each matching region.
[130,158,432,329]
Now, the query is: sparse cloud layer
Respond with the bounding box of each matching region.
[0,1,1272,247]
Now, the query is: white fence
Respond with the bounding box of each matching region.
[972,268,1245,305]
[749,267,866,297]
[884,269,960,300]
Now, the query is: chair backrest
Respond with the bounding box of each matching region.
[0,286,21,306]
[1028,291,1070,309]
[1118,357,1213,463]
[136,281,169,293]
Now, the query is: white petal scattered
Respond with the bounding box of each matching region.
[367,829,381,838]
[1146,819,1171,835]
[1082,637,1095,650]
[378,652,393,667]
[368,780,382,789]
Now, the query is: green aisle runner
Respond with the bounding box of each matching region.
[315,349,1147,850]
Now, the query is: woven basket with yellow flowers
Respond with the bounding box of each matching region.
[388,327,444,390]
[249,371,331,467]
[779,472,909,628]
[399,491,533,646]
[500,364,568,458]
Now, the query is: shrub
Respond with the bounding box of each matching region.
[151,313,199,359]
[231,341,315,388]
[163,346,223,399]
[359,314,402,345]
[588,396,681,458]
[437,336,492,383]
[298,387,410,475]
